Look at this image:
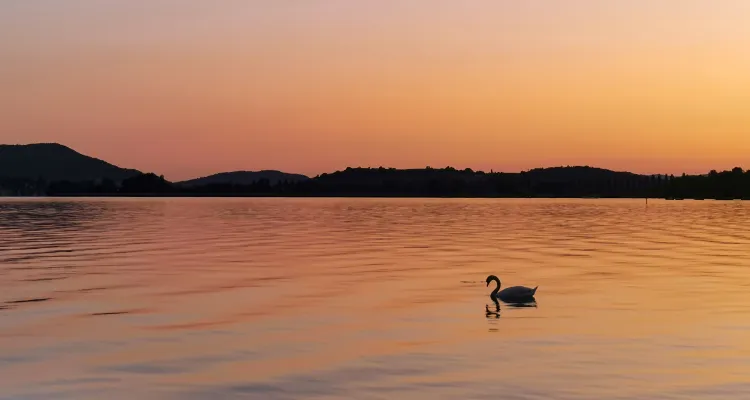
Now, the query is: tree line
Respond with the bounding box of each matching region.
[2,166,750,199]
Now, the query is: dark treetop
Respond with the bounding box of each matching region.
[177,170,309,187]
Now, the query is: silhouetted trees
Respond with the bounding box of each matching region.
[9,166,750,199]
[120,173,173,194]
[45,173,174,196]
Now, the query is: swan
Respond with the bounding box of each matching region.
[486,275,537,303]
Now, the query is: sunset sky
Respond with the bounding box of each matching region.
[2,1,750,180]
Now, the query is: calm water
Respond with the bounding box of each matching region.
[2,198,750,399]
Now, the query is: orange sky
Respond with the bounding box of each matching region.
[2,1,750,180]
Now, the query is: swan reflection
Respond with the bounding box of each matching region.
[505,301,538,308]
[485,300,501,319]
[485,295,538,329]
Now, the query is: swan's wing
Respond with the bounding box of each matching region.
[500,286,537,297]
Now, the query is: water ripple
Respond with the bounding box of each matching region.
[2,198,750,399]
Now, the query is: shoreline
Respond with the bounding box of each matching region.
[0,194,742,200]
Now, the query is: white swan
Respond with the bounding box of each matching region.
[486,275,537,303]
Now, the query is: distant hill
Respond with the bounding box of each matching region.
[177,170,309,187]
[312,165,637,184]
[297,165,663,197]
[524,166,638,180]
[3,143,747,199]
[0,143,140,182]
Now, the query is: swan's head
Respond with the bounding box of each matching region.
[486,275,500,287]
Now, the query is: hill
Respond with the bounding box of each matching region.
[0,143,140,182]
[2,143,747,199]
[177,170,309,187]
[298,165,657,197]
[523,166,638,180]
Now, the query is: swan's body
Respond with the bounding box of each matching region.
[486,275,537,303]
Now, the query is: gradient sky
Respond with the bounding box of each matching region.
[2,1,750,180]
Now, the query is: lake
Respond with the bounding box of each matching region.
[2,198,750,399]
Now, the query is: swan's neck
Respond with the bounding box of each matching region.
[491,279,501,297]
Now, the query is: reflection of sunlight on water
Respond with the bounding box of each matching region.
[2,198,750,399]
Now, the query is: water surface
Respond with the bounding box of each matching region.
[2,198,750,399]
